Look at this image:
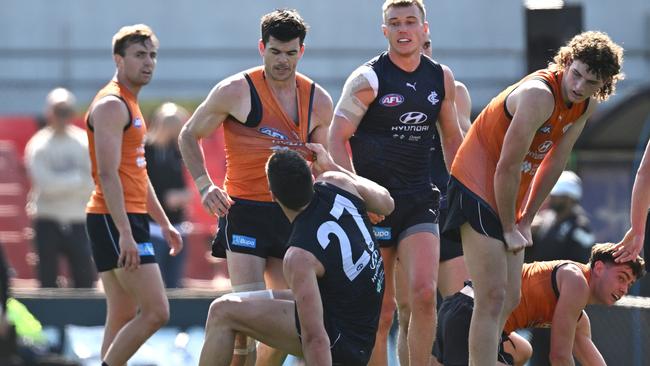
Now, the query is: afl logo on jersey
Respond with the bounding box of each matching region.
[259,127,288,140]
[399,111,428,125]
[380,93,404,107]
[134,118,143,128]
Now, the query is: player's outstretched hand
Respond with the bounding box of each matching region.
[614,228,643,263]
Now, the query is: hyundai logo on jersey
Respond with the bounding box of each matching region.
[380,93,405,107]
[399,112,428,125]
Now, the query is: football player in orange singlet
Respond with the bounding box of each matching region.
[442,31,624,365]
[85,24,183,366]
[178,9,333,365]
[432,243,645,365]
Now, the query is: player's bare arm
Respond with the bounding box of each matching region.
[550,264,590,366]
[307,84,334,147]
[328,67,377,172]
[617,139,650,261]
[437,65,464,171]
[495,81,554,251]
[178,76,247,216]
[308,143,394,216]
[572,312,607,366]
[91,96,141,270]
[283,247,331,366]
[454,81,472,134]
[519,101,594,227]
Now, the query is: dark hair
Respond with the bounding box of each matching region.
[589,243,646,280]
[260,9,308,46]
[112,24,159,56]
[552,31,624,101]
[266,149,313,210]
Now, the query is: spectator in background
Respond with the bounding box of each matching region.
[24,88,96,288]
[526,170,595,263]
[145,102,191,288]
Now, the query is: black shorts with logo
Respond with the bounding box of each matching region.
[294,303,373,366]
[443,176,505,244]
[212,198,292,259]
[432,288,513,365]
[86,213,156,272]
[372,187,440,248]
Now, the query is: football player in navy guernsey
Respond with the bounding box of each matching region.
[328,0,464,365]
[198,143,394,366]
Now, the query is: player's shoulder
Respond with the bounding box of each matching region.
[214,72,249,97]
[556,262,589,291]
[89,95,130,126]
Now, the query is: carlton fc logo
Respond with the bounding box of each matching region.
[380,93,404,107]
[427,91,439,106]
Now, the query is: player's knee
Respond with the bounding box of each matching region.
[108,306,137,326]
[142,303,169,331]
[515,340,533,365]
[206,296,236,328]
[411,282,437,311]
[477,286,507,317]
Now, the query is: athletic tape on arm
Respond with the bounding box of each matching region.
[334,65,378,121]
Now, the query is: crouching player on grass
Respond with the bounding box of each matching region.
[199,143,394,366]
[432,243,645,366]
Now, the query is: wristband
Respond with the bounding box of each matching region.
[194,174,213,194]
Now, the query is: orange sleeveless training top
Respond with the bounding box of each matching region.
[450,66,588,219]
[86,80,148,214]
[222,66,315,201]
[504,261,590,333]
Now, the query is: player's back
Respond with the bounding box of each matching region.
[288,182,384,347]
[505,260,589,333]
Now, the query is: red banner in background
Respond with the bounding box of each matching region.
[0,116,227,282]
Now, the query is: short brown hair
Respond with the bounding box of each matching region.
[112,24,159,56]
[382,0,426,22]
[552,31,624,101]
[260,9,308,46]
[589,243,645,280]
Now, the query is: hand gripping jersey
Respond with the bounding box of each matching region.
[222,66,316,202]
[86,80,148,214]
[450,65,589,219]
